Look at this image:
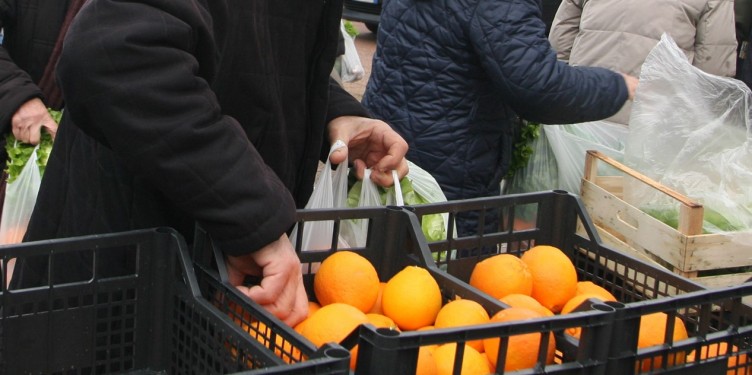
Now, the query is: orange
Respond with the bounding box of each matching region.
[499,293,554,317]
[637,312,689,372]
[520,245,578,313]
[686,342,751,375]
[308,301,322,315]
[560,293,615,338]
[299,302,368,348]
[417,325,439,353]
[294,301,321,334]
[314,251,380,312]
[433,343,492,375]
[482,307,556,371]
[469,254,533,299]
[561,293,615,315]
[368,282,387,314]
[417,346,439,375]
[382,266,443,331]
[434,299,490,352]
[576,281,617,302]
[366,313,399,331]
[226,304,302,364]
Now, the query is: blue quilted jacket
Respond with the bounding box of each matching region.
[363,0,627,208]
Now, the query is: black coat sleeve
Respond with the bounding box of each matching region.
[56,0,296,256]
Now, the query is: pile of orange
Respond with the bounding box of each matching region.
[468,245,710,373]
[228,245,742,374]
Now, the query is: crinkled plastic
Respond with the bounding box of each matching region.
[340,21,364,83]
[342,161,451,247]
[0,146,42,245]
[507,128,559,195]
[289,140,350,251]
[544,120,628,195]
[624,34,752,236]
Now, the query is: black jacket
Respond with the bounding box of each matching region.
[0,0,70,132]
[14,0,368,285]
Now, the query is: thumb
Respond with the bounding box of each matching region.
[328,140,349,165]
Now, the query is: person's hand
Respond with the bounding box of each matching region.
[327,115,409,187]
[620,73,639,101]
[11,98,58,144]
[225,234,309,327]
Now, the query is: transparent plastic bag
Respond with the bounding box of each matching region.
[0,146,42,245]
[289,140,350,251]
[544,120,628,195]
[624,34,752,236]
[507,129,559,194]
[340,21,364,83]
[342,161,451,247]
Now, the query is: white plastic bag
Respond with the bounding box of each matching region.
[340,21,364,83]
[625,34,752,235]
[0,146,42,244]
[342,161,451,247]
[0,146,42,284]
[289,141,350,251]
[544,120,628,195]
[340,169,383,247]
[507,128,559,194]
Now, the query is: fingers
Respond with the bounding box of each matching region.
[245,274,309,327]
[230,234,310,327]
[11,98,56,145]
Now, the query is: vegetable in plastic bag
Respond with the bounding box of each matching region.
[624,34,752,235]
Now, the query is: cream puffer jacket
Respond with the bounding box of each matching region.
[549,0,737,124]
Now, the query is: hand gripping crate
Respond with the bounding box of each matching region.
[406,190,752,374]
[580,149,752,289]
[218,206,620,375]
[0,227,350,374]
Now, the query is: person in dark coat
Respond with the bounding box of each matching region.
[11,0,408,327]
[362,0,637,240]
[0,0,84,145]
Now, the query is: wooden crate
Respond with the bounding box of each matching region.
[579,150,752,289]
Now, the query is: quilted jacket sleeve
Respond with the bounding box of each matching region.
[468,0,628,125]
[694,0,737,77]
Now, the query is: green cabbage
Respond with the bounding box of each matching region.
[347,176,447,242]
[4,109,58,183]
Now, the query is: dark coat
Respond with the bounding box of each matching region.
[0,0,71,133]
[13,0,368,285]
[363,0,627,207]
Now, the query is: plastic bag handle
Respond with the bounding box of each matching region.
[392,170,404,206]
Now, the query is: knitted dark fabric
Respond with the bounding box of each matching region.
[36,0,87,110]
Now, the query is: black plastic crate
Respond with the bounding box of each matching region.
[0,228,350,374]
[255,206,621,374]
[406,190,752,374]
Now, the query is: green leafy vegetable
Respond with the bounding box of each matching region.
[643,207,744,234]
[347,176,447,242]
[4,109,58,183]
[507,121,540,178]
[343,20,359,38]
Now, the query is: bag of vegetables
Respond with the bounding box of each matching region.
[625,34,752,236]
[343,161,451,248]
[0,110,57,244]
